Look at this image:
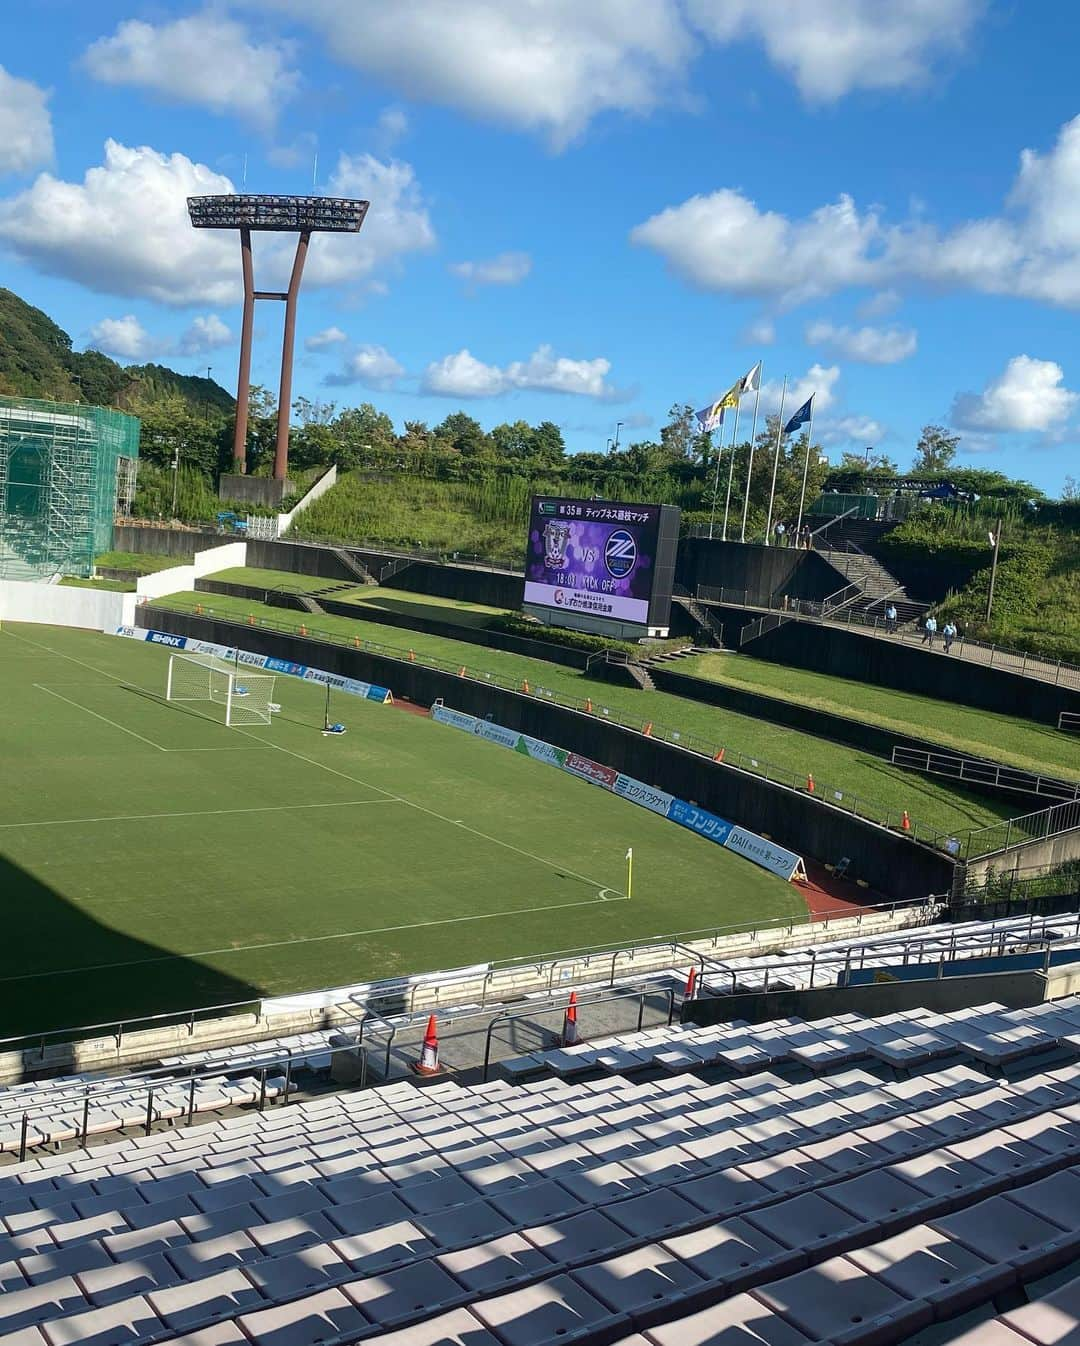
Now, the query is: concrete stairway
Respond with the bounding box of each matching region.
[331,547,378,585]
[818,547,927,626]
[672,593,725,647]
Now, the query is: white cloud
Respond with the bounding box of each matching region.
[0,66,53,175]
[760,364,841,418]
[631,190,880,308]
[742,316,776,345]
[450,252,532,288]
[951,355,1079,433]
[422,345,616,399]
[818,414,886,447]
[805,319,917,364]
[857,289,901,319]
[685,0,980,102]
[632,114,1080,311]
[506,345,613,397]
[325,344,405,391]
[177,314,232,355]
[83,14,298,128]
[306,326,348,352]
[87,314,156,360]
[375,106,409,152]
[422,349,507,399]
[0,140,434,305]
[253,0,691,147]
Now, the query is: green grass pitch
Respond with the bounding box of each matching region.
[0,623,805,1037]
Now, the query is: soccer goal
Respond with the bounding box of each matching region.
[165,651,277,727]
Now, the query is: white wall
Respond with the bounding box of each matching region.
[277,464,337,536]
[0,579,129,630]
[134,541,247,602]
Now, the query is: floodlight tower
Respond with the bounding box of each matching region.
[187,194,369,482]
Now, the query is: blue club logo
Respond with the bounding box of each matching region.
[604,529,637,579]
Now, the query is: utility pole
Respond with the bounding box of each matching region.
[985,519,1003,622]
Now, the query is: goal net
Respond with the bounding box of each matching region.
[165,651,276,727]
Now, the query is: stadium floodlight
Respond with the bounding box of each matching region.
[186,193,369,482]
[165,650,276,727]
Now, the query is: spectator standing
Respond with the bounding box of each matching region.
[922,615,938,646]
[885,603,897,634]
[775,521,786,547]
[943,621,957,653]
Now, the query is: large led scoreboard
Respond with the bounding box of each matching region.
[523,495,681,639]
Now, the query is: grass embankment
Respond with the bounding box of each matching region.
[289,475,528,565]
[60,577,136,592]
[678,653,1080,783]
[205,567,509,628]
[96,551,191,574]
[151,590,1014,840]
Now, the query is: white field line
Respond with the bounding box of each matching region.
[9,627,620,898]
[0,894,629,986]
[0,799,400,831]
[34,684,168,753]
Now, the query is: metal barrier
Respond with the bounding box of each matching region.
[891,747,1080,804]
[1060,711,1080,733]
[481,984,677,1081]
[961,798,1080,862]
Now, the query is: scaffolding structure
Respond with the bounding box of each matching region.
[0,397,140,580]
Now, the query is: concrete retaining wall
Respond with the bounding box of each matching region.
[133,541,247,603]
[138,607,958,901]
[677,538,842,606]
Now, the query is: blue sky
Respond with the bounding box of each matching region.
[1,1,1078,491]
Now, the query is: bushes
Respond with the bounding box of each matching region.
[489,614,638,657]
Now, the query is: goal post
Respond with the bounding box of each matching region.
[165,651,276,727]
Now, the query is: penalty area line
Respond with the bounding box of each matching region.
[0,799,402,831]
[0,893,624,985]
[34,684,168,753]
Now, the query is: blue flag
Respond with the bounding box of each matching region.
[784,396,814,435]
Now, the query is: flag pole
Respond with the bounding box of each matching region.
[722,398,740,541]
[795,396,816,537]
[707,428,721,540]
[764,375,787,546]
[626,847,634,900]
[740,365,762,544]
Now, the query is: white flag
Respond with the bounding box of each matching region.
[739,361,762,395]
[625,847,633,860]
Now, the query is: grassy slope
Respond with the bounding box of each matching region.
[0,622,800,1033]
[205,567,508,626]
[60,577,135,592]
[678,653,1080,782]
[96,551,192,574]
[151,590,1014,838]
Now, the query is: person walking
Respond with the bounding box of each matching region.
[922,615,938,646]
[885,602,897,634]
[774,521,786,547]
[943,620,957,653]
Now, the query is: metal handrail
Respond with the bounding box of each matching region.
[481,985,676,1081]
[891,747,1080,803]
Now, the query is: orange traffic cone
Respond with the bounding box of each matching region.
[353,636,361,648]
[408,649,415,662]
[714,748,725,763]
[195,604,204,616]
[684,967,697,1001]
[414,1015,441,1076]
[521,679,530,694]
[901,810,911,832]
[299,624,308,637]
[562,992,579,1047]
[247,614,255,626]
[806,773,815,793]
[642,722,653,737]
[458,665,466,677]
[584,698,593,713]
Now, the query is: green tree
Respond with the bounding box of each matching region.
[912,425,960,473]
[331,403,396,468]
[434,411,491,458]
